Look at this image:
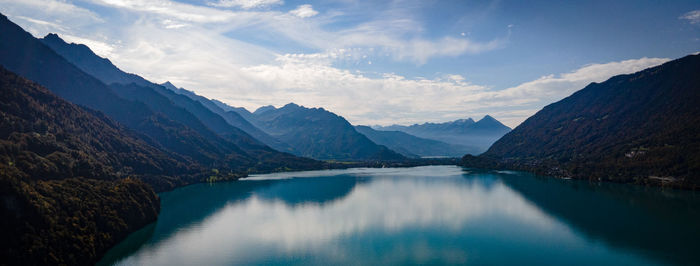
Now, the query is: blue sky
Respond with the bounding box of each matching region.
[1,0,698,127]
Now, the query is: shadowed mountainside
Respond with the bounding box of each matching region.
[159,81,296,153]
[0,66,197,265]
[0,14,321,174]
[39,32,317,171]
[462,54,700,189]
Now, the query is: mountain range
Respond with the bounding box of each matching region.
[375,115,511,154]
[38,31,316,170]
[38,29,504,161]
[0,13,323,264]
[462,54,700,188]
[240,103,405,160]
[354,125,469,158]
[159,81,296,153]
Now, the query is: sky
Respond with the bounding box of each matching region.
[1,0,698,127]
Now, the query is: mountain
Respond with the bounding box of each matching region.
[228,105,258,123]
[462,54,700,188]
[354,125,471,158]
[248,103,405,160]
[0,13,249,170]
[0,66,197,265]
[159,81,295,153]
[374,115,511,154]
[40,33,152,87]
[254,105,277,115]
[12,20,318,171]
[377,118,476,133]
[39,33,258,149]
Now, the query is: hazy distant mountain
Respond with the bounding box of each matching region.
[248,103,405,160]
[228,105,258,122]
[0,66,175,265]
[374,115,511,154]
[354,125,474,157]
[254,105,277,115]
[160,81,296,153]
[463,54,700,188]
[210,100,258,125]
[377,118,476,133]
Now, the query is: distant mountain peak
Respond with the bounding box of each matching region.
[476,115,498,123]
[472,115,510,130]
[254,105,277,115]
[283,102,300,108]
[454,118,476,125]
[160,81,179,91]
[43,32,62,42]
[42,33,92,54]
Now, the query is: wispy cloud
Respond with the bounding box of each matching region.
[79,0,503,64]
[680,10,700,25]
[88,0,239,23]
[208,0,283,9]
[461,57,670,126]
[0,0,676,128]
[0,0,102,36]
[232,54,669,127]
[289,4,318,18]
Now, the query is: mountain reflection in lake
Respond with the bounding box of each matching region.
[100,166,700,265]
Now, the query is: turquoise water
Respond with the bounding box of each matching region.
[99,166,700,265]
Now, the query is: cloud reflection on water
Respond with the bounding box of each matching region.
[116,166,570,265]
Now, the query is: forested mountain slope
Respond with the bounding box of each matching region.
[463,54,700,188]
[0,67,202,265]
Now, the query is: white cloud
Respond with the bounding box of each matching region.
[89,0,240,23]
[680,10,700,25]
[0,0,101,21]
[236,52,489,125]
[289,4,318,18]
[0,0,102,36]
[396,37,503,64]
[228,55,668,127]
[461,57,670,126]
[208,0,283,9]
[61,34,116,58]
[470,57,670,103]
[81,0,502,64]
[1,0,671,128]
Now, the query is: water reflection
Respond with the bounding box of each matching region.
[499,171,700,265]
[101,166,699,265]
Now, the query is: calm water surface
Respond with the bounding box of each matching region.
[99,166,700,265]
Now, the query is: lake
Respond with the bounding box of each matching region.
[98,166,700,265]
